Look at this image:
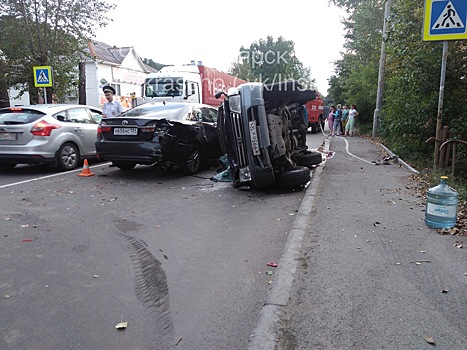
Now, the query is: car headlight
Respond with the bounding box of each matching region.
[229,95,241,113]
[239,166,251,182]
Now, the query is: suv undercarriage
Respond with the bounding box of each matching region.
[217,81,322,189]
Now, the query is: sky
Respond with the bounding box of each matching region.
[95,0,347,94]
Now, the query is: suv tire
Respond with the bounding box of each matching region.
[294,151,322,167]
[275,166,310,189]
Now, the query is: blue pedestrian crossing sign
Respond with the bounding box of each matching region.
[423,0,467,41]
[33,66,53,87]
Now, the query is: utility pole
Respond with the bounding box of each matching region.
[78,62,86,105]
[372,0,392,138]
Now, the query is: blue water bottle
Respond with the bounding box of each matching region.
[425,176,458,229]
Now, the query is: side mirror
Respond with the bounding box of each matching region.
[185,81,195,99]
[215,91,227,99]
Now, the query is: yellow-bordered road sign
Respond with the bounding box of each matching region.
[423,0,467,41]
[33,66,53,87]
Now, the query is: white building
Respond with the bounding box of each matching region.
[81,40,157,109]
[7,86,30,107]
[7,41,157,107]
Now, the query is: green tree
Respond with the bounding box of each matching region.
[383,0,467,168]
[329,0,467,176]
[0,0,115,103]
[229,36,315,89]
[328,0,385,125]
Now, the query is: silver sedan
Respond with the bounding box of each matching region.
[0,104,103,170]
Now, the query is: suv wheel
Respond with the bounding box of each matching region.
[57,142,80,170]
[275,166,311,189]
[294,151,322,167]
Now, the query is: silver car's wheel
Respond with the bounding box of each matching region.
[57,142,80,170]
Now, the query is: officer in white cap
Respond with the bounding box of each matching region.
[102,85,123,118]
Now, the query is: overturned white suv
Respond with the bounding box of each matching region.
[216,81,322,189]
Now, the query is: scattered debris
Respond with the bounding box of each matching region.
[266,271,274,276]
[441,289,448,293]
[93,275,99,278]
[175,338,183,346]
[373,222,381,227]
[412,260,431,264]
[4,295,10,299]
[424,336,436,345]
[267,263,278,267]
[21,239,33,242]
[115,322,128,330]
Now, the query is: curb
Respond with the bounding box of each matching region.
[247,139,330,349]
[379,143,419,174]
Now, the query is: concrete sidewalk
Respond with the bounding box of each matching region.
[249,136,467,350]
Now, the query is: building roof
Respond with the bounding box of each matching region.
[86,40,158,73]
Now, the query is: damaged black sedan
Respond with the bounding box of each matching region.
[95,102,221,174]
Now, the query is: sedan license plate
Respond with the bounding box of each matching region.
[0,132,17,141]
[248,121,260,156]
[113,127,138,136]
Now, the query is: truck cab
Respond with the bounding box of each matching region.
[137,67,202,106]
[305,95,325,133]
[136,64,246,108]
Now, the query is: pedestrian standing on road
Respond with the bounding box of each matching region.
[326,106,335,136]
[102,85,123,118]
[332,104,342,136]
[345,104,358,137]
[341,104,349,135]
[102,86,123,168]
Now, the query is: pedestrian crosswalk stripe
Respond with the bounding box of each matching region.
[432,1,465,29]
[37,70,49,83]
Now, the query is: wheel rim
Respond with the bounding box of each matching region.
[60,145,78,168]
[186,149,200,173]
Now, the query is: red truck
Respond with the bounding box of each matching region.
[305,95,325,133]
[136,63,247,107]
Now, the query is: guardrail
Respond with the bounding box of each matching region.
[440,139,467,178]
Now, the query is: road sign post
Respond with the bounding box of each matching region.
[423,0,466,167]
[33,66,53,104]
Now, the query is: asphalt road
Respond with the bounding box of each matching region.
[0,131,326,350]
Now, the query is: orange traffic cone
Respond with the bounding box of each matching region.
[77,159,95,177]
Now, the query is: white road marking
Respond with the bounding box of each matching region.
[0,163,110,190]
